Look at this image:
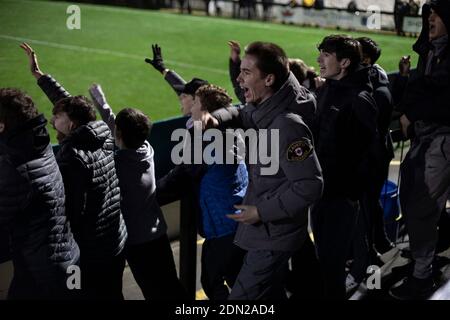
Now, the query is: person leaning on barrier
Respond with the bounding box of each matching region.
[89,85,189,301]
[20,43,127,300]
[145,43,208,128]
[389,0,450,300]
[0,88,80,300]
[201,41,323,300]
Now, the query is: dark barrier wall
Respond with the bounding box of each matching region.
[148,115,189,179]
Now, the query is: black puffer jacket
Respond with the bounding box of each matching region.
[56,121,127,259]
[0,114,79,298]
[38,75,127,261]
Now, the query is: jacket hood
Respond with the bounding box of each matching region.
[115,140,153,170]
[368,64,389,89]
[66,120,111,149]
[0,114,50,165]
[413,1,450,55]
[250,72,317,129]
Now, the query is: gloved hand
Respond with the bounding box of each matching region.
[145,44,166,74]
[89,84,108,108]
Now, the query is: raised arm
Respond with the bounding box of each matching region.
[89,84,116,134]
[20,42,71,105]
[227,40,245,104]
[145,43,187,96]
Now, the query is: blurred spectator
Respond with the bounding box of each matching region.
[314,0,324,10]
[262,0,274,21]
[204,0,222,16]
[409,0,420,16]
[394,0,408,36]
[178,0,191,14]
[347,0,357,13]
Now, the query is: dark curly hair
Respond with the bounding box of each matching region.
[0,88,39,132]
[195,84,232,113]
[52,96,96,128]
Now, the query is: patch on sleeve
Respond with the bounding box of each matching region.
[287,138,313,162]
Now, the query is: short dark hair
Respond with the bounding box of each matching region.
[317,35,362,73]
[115,108,152,150]
[244,41,289,92]
[0,88,39,132]
[195,84,232,113]
[356,37,381,64]
[53,96,96,128]
[289,58,318,83]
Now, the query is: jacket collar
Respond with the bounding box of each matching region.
[0,114,50,165]
[249,72,313,129]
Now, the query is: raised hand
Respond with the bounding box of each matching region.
[20,42,44,79]
[89,84,108,108]
[399,55,411,77]
[228,40,241,63]
[145,44,166,74]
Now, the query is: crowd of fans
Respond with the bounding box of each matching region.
[1,0,449,301]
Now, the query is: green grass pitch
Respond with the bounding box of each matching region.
[0,0,418,142]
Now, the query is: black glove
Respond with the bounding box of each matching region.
[145,44,166,74]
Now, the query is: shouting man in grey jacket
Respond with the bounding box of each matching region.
[205,41,323,300]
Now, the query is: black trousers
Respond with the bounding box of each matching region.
[311,197,359,299]
[289,235,323,299]
[125,234,188,300]
[201,233,245,300]
[80,253,125,300]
